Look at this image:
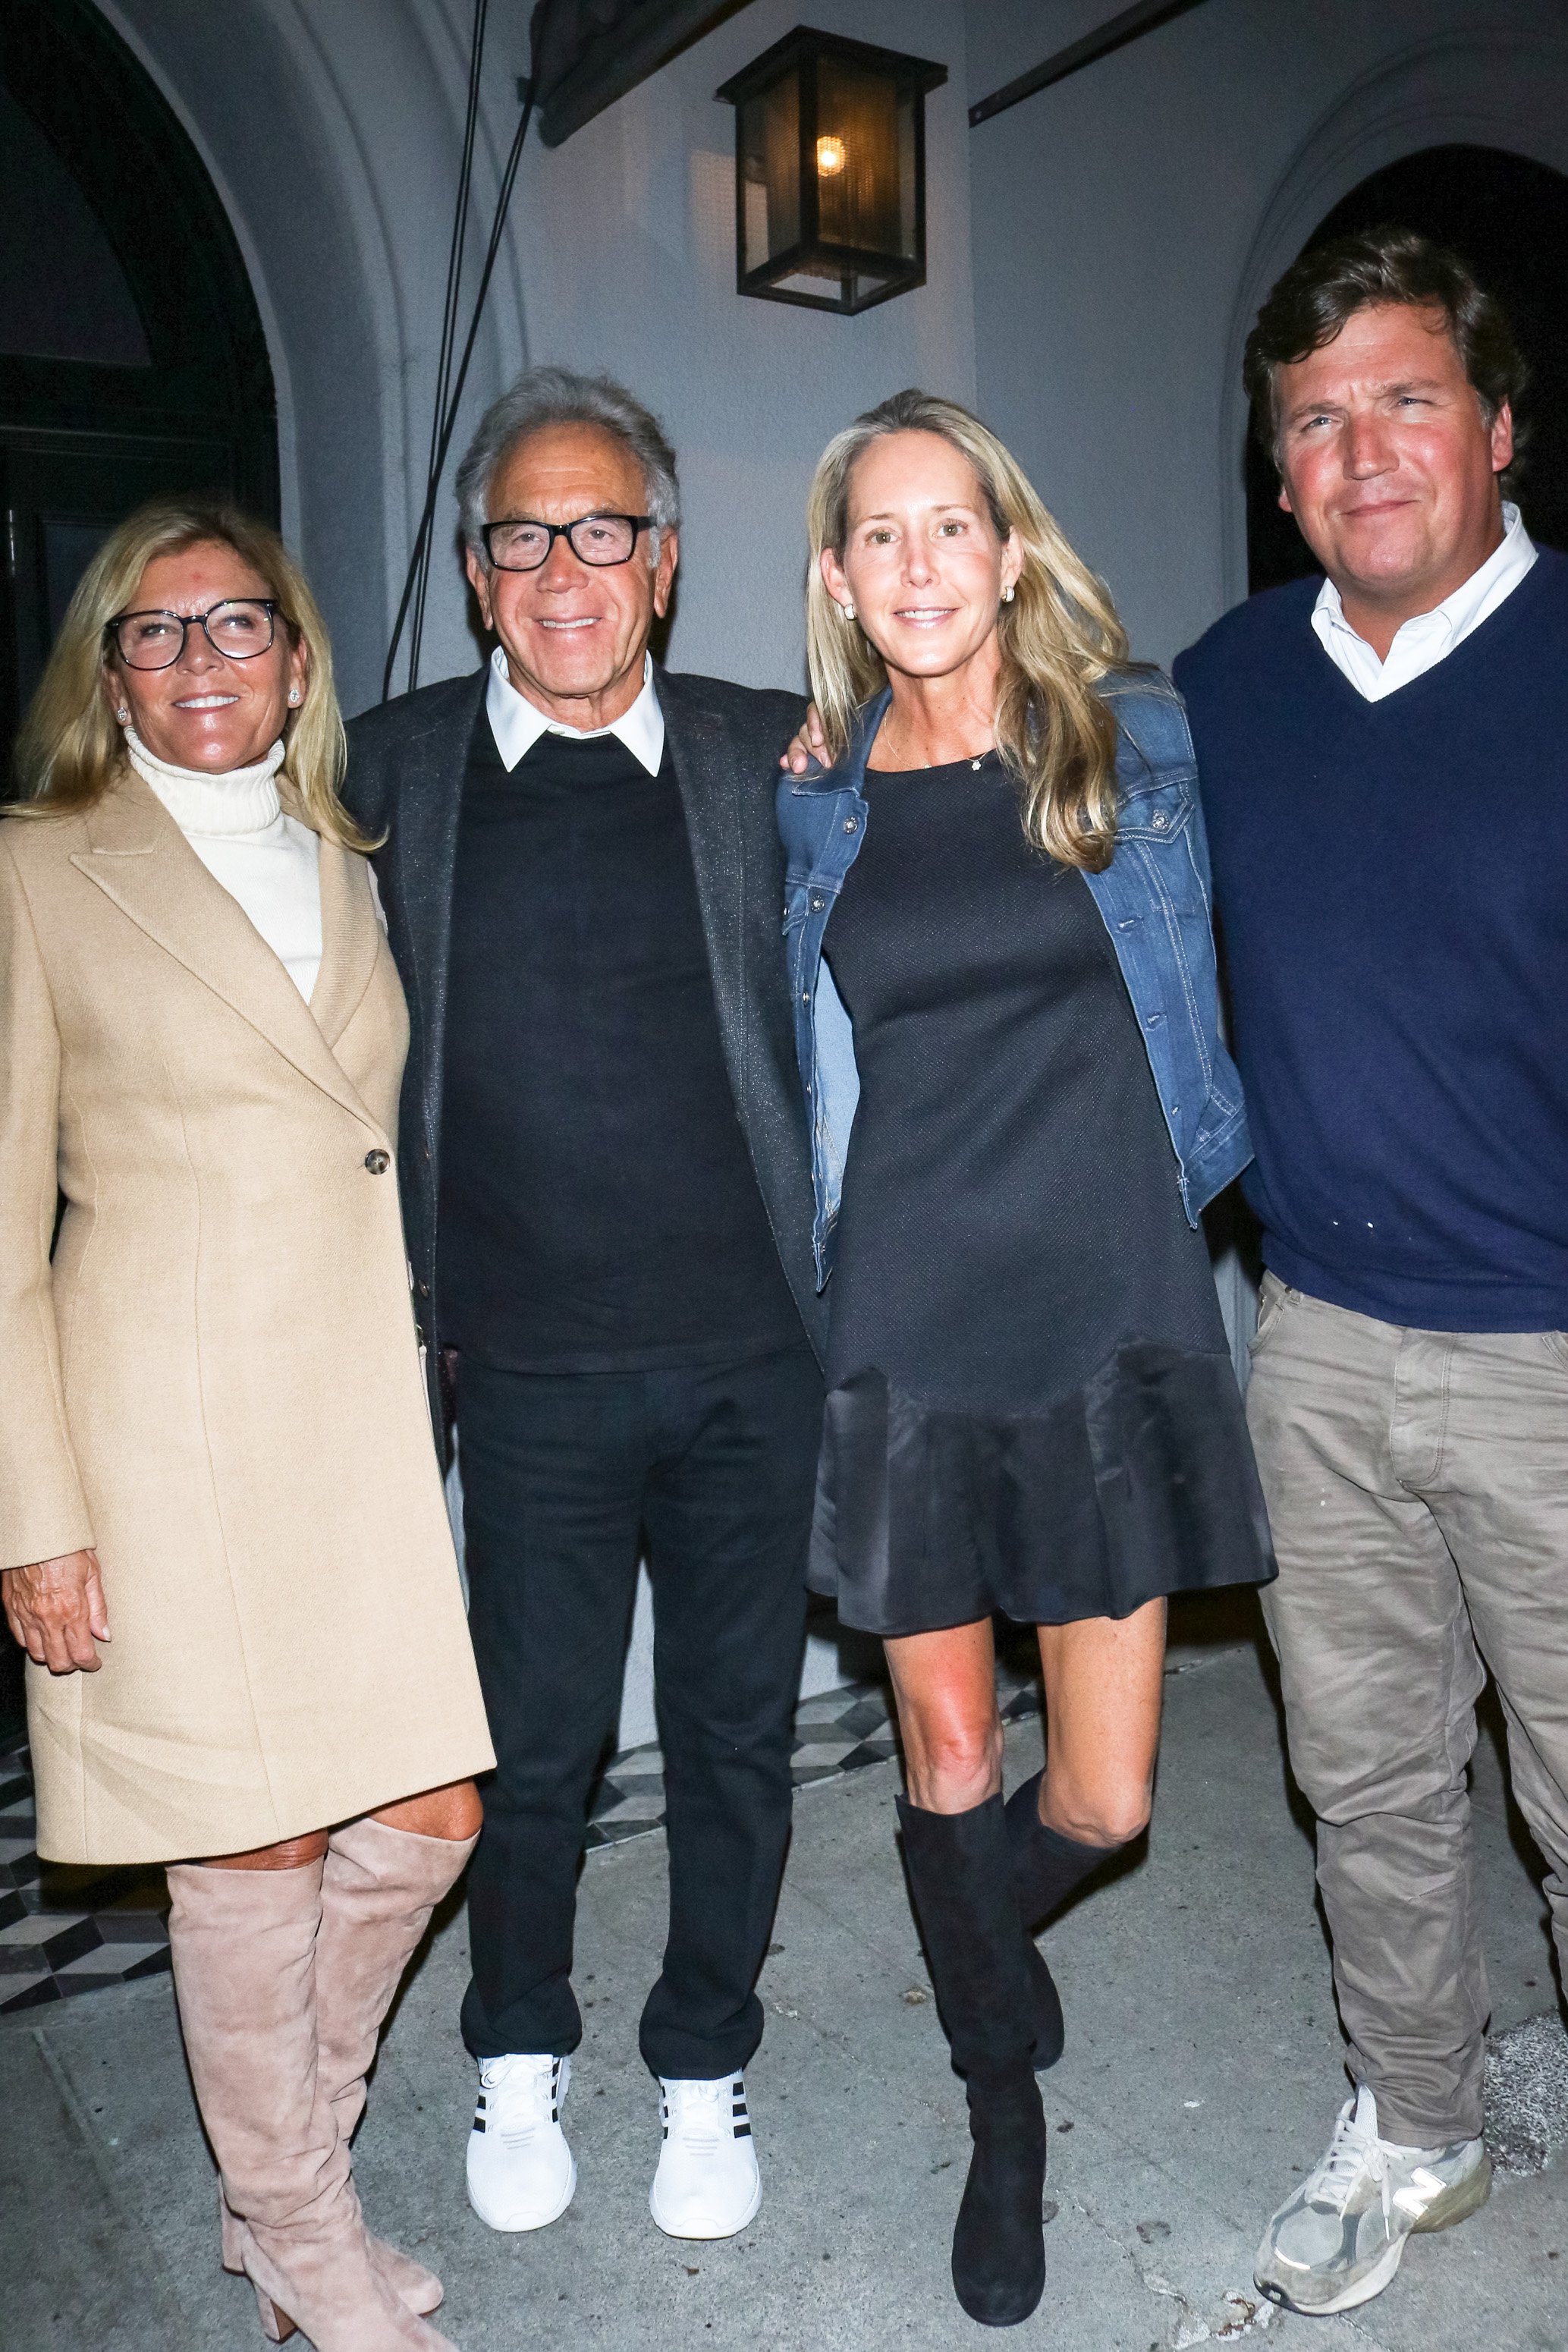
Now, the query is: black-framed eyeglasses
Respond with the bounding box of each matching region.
[105,599,280,671]
[481,514,654,573]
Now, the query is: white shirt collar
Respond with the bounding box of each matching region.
[1311,502,1536,703]
[485,646,665,775]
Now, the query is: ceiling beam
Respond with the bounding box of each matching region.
[533,0,754,149]
[969,0,1213,128]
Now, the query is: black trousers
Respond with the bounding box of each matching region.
[457,1341,824,2080]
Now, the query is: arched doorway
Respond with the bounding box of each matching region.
[0,0,278,1734]
[1245,145,1568,593]
[0,0,278,781]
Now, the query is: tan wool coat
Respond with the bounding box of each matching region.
[0,773,493,1866]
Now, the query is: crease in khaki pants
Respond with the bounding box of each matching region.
[1246,1277,1568,2147]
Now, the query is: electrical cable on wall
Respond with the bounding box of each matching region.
[405,0,490,696]
[382,1,549,700]
[381,2,747,697]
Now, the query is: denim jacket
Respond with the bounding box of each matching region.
[778,677,1252,1288]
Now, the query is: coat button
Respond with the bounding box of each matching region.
[417,1279,430,1298]
[364,1149,391,1174]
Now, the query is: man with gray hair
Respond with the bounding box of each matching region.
[344,368,825,2244]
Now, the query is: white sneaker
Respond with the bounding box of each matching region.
[649,2072,762,2240]
[466,2052,577,2232]
[1255,2084,1491,2316]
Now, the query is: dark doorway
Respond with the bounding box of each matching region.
[0,0,278,1738]
[1245,145,1568,593]
[0,0,278,786]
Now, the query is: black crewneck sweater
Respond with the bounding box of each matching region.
[437,709,803,1370]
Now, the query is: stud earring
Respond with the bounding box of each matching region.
[288,687,300,704]
[1002,586,1015,605]
[840,601,856,622]
[115,706,130,723]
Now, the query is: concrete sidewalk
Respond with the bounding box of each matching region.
[2,1627,1563,2352]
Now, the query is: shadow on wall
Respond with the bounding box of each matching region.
[1246,143,1568,594]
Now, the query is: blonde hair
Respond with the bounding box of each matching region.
[805,390,1130,872]
[11,498,376,851]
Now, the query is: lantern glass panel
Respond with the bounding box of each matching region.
[719,30,946,314]
[814,56,913,261]
[738,71,800,277]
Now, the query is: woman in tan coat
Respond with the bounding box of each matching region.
[0,500,494,2352]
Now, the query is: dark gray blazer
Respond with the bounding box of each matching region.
[341,665,827,1433]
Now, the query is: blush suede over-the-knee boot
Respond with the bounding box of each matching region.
[311,1818,476,2313]
[216,1819,476,2323]
[167,1857,454,2350]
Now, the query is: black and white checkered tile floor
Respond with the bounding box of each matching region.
[0,1669,1043,2016]
[0,1739,174,2015]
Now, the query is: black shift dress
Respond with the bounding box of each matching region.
[814,751,1273,1637]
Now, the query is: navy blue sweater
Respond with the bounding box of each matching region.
[1174,549,1568,1332]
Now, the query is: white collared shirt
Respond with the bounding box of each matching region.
[1311,501,1537,702]
[485,645,665,774]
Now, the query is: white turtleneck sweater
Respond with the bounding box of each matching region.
[126,731,323,1002]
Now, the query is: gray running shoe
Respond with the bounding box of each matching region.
[1255,2085,1491,2316]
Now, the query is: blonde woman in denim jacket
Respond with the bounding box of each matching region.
[777,393,1274,2330]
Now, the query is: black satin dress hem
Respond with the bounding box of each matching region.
[809,1348,1277,1640]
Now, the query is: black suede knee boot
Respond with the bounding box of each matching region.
[898,1793,1048,2328]
[1006,1769,1125,2073]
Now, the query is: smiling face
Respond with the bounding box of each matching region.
[822,429,1022,687]
[1274,301,1512,643]
[464,421,677,728]
[105,539,306,772]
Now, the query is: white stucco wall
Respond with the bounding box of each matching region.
[502,0,975,698]
[85,0,1568,1747]
[964,0,1568,669]
[100,0,973,712]
[98,0,531,711]
[94,0,973,1744]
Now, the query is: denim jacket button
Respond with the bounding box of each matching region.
[843,817,859,833]
[810,895,825,912]
[1152,812,1169,829]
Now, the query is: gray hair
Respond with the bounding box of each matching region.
[456,365,681,564]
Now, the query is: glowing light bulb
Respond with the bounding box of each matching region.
[815,134,847,177]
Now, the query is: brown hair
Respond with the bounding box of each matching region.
[805,389,1130,873]
[11,498,376,850]
[1243,225,1528,476]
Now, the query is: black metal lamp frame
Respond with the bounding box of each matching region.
[717,26,947,316]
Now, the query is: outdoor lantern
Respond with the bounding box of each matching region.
[717,27,947,315]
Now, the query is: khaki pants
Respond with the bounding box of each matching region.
[1246,1275,1568,2146]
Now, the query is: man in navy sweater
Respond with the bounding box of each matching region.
[1175,230,1567,2319]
